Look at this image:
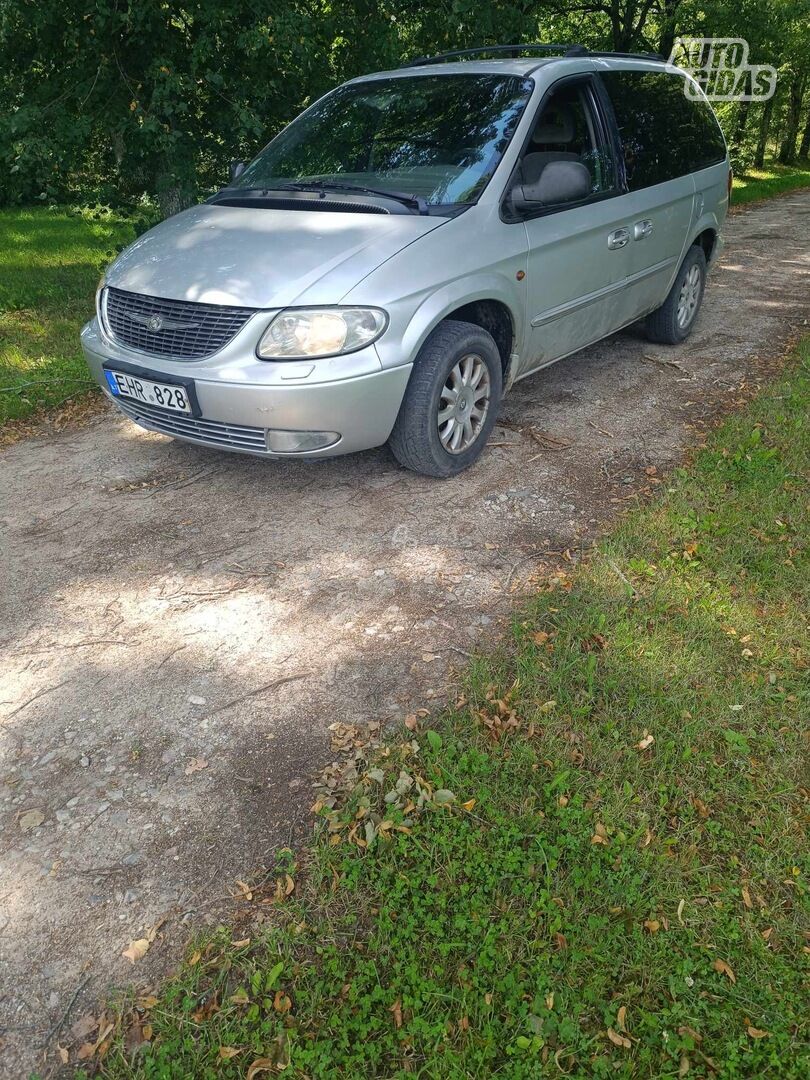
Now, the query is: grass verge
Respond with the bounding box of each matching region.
[84,343,809,1078]
[732,161,810,206]
[0,207,133,426]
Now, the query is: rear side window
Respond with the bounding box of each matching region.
[600,70,726,191]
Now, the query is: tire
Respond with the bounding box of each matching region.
[389,319,503,477]
[645,245,707,345]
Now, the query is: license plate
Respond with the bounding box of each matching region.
[105,369,192,414]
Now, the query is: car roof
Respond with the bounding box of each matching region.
[346,55,672,84]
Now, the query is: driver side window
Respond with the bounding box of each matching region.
[518,82,616,205]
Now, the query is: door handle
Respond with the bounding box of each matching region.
[607,228,630,250]
[634,219,654,240]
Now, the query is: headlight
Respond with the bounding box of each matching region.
[257,307,387,360]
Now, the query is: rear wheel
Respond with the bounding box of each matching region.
[389,319,502,477]
[645,245,707,345]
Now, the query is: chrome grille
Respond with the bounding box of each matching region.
[103,287,256,360]
[114,396,269,453]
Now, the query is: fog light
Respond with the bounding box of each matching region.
[266,429,341,453]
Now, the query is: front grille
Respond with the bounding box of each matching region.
[114,396,269,453]
[104,287,256,360]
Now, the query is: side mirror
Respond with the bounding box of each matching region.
[512,160,592,213]
[229,160,246,183]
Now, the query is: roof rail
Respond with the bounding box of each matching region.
[402,43,666,68]
[576,48,666,62]
[403,44,573,68]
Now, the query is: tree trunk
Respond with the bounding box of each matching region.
[730,88,752,155]
[799,108,810,160]
[754,96,774,169]
[658,0,682,61]
[778,74,806,165]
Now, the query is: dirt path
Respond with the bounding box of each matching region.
[2,191,809,1077]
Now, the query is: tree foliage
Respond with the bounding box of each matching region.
[0,0,808,213]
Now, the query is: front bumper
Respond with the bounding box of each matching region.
[81,319,412,458]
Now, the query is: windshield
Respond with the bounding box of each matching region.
[234,73,534,207]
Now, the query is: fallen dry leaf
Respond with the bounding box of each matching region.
[234,879,253,901]
[617,1006,628,1032]
[58,1047,69,1065]
[273,991,292,1014]
[122,921,162,964]
[184,756,209,776]
[677,899,686,924]
[747,1026,770,1039]
[678,1025,702,1043]
[607,1026,632,1048]
[636,732,655,751]
[218,1046,242,1061]
[246,1058,275,1080]
[229,988,250,1005]
[742,887,753,910]
[532,630,550,646]
[390,999,403,1029]
[644,919,661,934]
[122,938,151,964]
[591,821,609,845]
[404,714,418,731]
[713,958,736,983]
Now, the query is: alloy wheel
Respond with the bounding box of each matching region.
[437,353,491,454]
[676,263,702,329]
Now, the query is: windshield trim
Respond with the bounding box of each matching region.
[233,72,536,212]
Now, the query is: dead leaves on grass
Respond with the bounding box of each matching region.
[713,958,736,983]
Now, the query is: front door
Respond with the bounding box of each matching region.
[513,76,634,377]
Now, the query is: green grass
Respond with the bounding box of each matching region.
[732,161,810,205]
[87,345,809,1078]
[0,207,134,425]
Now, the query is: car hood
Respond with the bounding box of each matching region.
[105,203,446,309]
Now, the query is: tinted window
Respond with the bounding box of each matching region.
[600,70,726,191]
[236,74,534,207]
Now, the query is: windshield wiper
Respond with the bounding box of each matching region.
[280,180,429,215]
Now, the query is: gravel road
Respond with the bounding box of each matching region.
[1,190,809,1077]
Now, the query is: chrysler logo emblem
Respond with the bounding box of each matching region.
[125,309,200,331]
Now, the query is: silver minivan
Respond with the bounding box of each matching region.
[82,44,729,476]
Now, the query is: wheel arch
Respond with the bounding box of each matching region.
[392,276,523,387]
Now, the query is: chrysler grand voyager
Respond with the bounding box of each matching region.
[82,44,729,476]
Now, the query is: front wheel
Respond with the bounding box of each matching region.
[645,245,707,345]
[389,319,502,477]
